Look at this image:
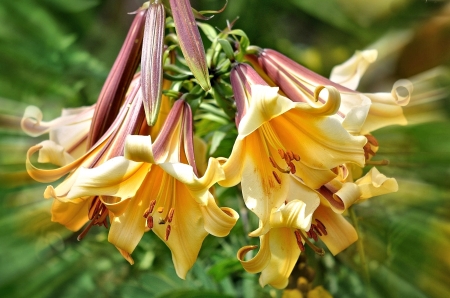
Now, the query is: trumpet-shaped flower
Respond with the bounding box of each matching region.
[25,75,147,232]
[219,63,366,236]
[248,48,412,135]
[57,100,238,278]
[237,176,321,288]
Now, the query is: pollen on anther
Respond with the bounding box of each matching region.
[315,219,327,235]
[293,153,300,161]
[149,200,156,213]
[278,149,285,159]
[143,208,151,218]
[146,216,154,229]
[165,225,171,241]
[269,156,277,168]
[168,208,175,223]
[286,151,294,161]
[288,161,296,174]
[272,171,282,184]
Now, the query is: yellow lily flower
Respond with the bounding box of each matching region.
[236,176,321,289]
[219,63,366,236]
[57,100,239,278]
[248,48,412,135]
[25,75,147,232]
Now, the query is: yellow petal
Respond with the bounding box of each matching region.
[50,197,92,231]
[124,135,156,164]
[217,140,246,188]
[314,204,358,255]
[237,234,271,274]
[331,182,361,213]
[259,228,300,289]
[355,167,398,199]
[200,194,239,237]
[329,50,378,90]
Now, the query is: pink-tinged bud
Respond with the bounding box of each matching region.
[88,11,146,147]
[255,49,357,103]
[141,2,166,126]
[152,99,198,176]
[169,0,211,91]
[230,63,268,125]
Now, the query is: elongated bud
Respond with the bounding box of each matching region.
[88,10,146,147]
[169,0,211,91]
[141,1,166,126]
[230,63,268,125]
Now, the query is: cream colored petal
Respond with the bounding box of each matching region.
[66,157,149,200]
[238,85,296,138]
[36,140,75,167]
[330,50,378,90]
[237,233,271,274]
[270,200,313,231]
[339,93,371,134]
[50,197,92,231]
[362,101,407,134]
[124,135,156,164]
[332,182,361,213]
[159,158,225,206]
[240,132,289,235]
[27,143,84,183]
[200,194,239,237]
[21,105,94,137]
[217,139,245,188]
[355,167,398,200]
[260,228,300,289]
[108,167,163,254]
[151,180,209,279]
[315,204,358,255]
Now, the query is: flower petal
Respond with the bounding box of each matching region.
[50,197,92,231]
[315,204,358,255]
[355,167,398,199]
[237,234,271,274]
[201,194,239,237]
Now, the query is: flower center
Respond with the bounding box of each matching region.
[259,123,300,185]
[142,171,176,241]
[294,218,327,256]
[77,196,110,241]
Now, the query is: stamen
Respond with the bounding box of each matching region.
[315,219,327,236]
[278,149,285,159]
[293,153,300,161]
[146,216,154,229]
[288,161,296,174]
[165,225,171,241]
[272,171,282,184]
[157,207,164,213]
[294,230,305,252]
[168,208,175,223]
[298,230,325,256]
[88,198,101,220]
[149,200,156,213]
[365,134,379,146]
[309,228,318,241]
[269,156,277,168]
[77,220,96,241]
[366,159,390,166]
[312,224,323,237]
[286,151,294,161]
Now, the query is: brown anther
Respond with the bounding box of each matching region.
[313,224,323,237]
[288,161,296,174]
[157,206,164,213]
[315,219,327,235]
[286,151,294,161]
[365,134,379,147]
[95,206,109,226]
[88,198,101,220]
[146,216,154,229]
[278,149,285,159]
[272,171,282,184]
[143,208,151,218]
[309,229,318,241]
[165,225,171,241]
[168,208,175,223]
[269,156,277,168]
[294,230,305,252]
[293,153,300,161]
[149,200,156,213]
[306,230,312,239]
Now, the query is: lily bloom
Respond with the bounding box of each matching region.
[25,75,147,233]
[219,63,366,236]
[56,99,238,278]
[247,48,412,135]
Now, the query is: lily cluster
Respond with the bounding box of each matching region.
[22,0,411,288]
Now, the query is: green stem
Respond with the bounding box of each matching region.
[349,206,372,295]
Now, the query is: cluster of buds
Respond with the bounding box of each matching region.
[22,0,411,289]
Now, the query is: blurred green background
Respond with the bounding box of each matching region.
[1,0,450,297]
